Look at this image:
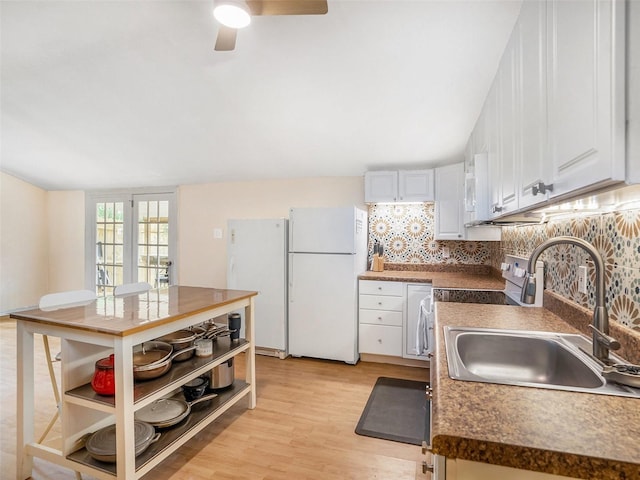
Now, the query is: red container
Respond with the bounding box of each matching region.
[91,354,115,396]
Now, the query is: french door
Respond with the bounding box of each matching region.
[86,189,177,296]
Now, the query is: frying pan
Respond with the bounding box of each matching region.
[134,393,218,429]
[154,329,198,362]
[132,341,196,381]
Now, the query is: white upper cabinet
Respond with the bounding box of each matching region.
[364,169,434,203]
[485,80,502,218]
[470,0,627,217]
[518,0,552,210]
[497,32,519,216]
[546,0,626,198]
[398,169,435,202]
[364,171,398,203]
[435,163,465,240]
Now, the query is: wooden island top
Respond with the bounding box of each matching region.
[11,286,258,336]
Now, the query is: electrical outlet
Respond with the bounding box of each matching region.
[578,265,588,294]
[214,228,223,240]
[442,247,450,258]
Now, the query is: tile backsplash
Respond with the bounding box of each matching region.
[499,208,640,331]
[368,202,640,332]
[367,203,494,264]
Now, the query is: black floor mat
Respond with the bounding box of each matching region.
[355,377,430,446]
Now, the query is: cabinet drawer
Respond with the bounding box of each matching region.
[359,280,404,296]
[359,324,403,356]
[359,308,403,327]
[359,294,404,312]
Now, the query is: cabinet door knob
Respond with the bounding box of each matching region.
[377,339,382,343]
[532,181,554,196]
[378,302,382,306]
[378,287,382,290]
[422,461,434,474]
[377,316,382,321]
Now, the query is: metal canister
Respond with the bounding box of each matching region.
[206,358,235,390]
[228,313,241,341]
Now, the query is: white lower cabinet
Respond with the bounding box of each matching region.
[359,324,403,356]
[358,280,404,357]
[358,279,433,361]
[442,458,571,480]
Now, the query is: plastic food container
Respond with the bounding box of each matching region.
[195,338,213,357]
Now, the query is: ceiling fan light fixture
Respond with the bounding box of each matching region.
[214,1,252,29]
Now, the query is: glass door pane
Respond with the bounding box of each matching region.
[134,194,174,288]
[94,200,125,296]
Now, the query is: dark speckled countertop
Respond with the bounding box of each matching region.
[358,269,506,291]
[432,302,640,479]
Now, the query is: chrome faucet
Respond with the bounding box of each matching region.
[520,236,620,363]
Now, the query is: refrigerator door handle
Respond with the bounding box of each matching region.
[288,255,294,303]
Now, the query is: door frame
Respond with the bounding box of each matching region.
[84,186,178,293]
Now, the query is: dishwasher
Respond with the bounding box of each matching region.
[405,284,433,361]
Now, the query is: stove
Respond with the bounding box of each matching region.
[501,254,544,306]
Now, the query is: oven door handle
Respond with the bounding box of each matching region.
[418,296,432,355]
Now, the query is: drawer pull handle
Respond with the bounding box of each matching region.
[378,287,382,290]
[378,302,382,305]
[377,316,382,320]
[377,339,382,343]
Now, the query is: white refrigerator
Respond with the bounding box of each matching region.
[227,218,288,357]
[288,206,368,364]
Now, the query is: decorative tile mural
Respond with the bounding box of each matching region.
[367,203,494,265]
[499,208,640,331]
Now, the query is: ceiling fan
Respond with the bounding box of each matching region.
[213,0,328,51]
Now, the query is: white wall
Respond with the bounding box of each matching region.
[0,175,364,310]
[47,190,85,293]
[0,172,49,312]
[178,177,365,287]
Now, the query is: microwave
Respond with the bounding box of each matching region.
[464,152,491,225]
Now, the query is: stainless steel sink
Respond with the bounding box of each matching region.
[444,327,640,398]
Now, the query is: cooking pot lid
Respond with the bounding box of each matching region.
[85,421,155,456]
[95,354,114,369]
[135,398,188,424]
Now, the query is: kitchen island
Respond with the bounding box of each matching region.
[11,286,258,480]
[431,302,640,480]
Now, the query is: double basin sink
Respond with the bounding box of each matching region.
[444,327,640,398]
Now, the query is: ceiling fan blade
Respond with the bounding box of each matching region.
[247,0,328,16]
[215,26,238,51]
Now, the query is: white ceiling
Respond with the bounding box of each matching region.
[1,0,522,191]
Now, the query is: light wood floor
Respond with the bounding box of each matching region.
[1,318,430,480]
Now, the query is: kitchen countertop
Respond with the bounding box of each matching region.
[359,270,506,291]
[432,302,640,479]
